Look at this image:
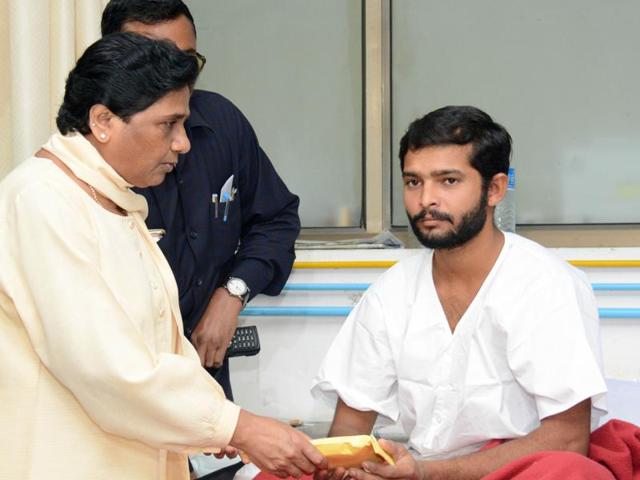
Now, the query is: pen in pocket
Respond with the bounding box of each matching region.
[211,194,219,218]
[222,192,230,222]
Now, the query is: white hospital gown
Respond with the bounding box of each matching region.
[312,233,607,460]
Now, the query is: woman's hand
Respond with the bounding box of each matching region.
[346,439,426,480]
[230,410,327,478]
[213,445,240,459]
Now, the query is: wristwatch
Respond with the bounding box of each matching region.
[223,277,250,307]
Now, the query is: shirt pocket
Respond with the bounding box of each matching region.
[209,195,242,260]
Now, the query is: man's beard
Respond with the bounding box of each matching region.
[407,189,488,250]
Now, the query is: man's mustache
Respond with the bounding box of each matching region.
[412,208,453,223]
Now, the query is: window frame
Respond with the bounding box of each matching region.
[297,0,640,247]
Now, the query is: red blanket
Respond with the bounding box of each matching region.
[483,420,640,480]
[254,420,640,480]
[590,419,640,480]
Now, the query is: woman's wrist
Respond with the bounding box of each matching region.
[229,409,254,449]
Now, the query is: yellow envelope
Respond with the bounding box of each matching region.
[311,435,395,469]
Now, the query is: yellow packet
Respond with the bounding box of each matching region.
[311,435,395,469]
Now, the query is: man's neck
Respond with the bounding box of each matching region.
[432,224,506,284]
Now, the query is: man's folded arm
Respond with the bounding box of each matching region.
[422,398,592,480]
[328,398,379,437]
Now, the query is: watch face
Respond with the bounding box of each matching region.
[227,278,248,296]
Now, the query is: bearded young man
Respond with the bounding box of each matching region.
[311,106,613,479]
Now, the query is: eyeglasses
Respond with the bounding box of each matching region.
[194,51,207,72]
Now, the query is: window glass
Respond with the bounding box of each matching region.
[188,0,363,227]
[391,0,640,225]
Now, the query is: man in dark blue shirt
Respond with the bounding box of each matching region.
[101,0,300,399]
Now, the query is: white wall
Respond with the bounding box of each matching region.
[230,247,640,425]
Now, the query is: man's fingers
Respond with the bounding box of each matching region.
[377,438,394,452]
[346,468,378,480]
[361,462,403,478]
[212,348,226,368]
[204,346,217,368]
[377,439,405,459]
[314,468,329,480]
[314,466,341,480]
[326,466,347,480]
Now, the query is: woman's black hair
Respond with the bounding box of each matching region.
[56,32,199,135]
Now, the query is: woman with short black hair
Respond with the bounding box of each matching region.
[0,32,323,480]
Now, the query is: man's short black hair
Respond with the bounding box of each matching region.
[101,0,196,36]
[399,106,512,186]
[56,32,199,135]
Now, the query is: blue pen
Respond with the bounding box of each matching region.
[222,192,230,222]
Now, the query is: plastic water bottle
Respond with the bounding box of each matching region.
[495,167,516,232]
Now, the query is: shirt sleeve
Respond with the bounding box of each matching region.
[224,100,301,299]
[505,271,607,422]
[311,289,400,422]
[8,181,240,453]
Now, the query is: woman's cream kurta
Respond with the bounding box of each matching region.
[0,133,240,479]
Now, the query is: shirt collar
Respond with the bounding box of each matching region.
[185,91,212,130]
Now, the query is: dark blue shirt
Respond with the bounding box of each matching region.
[137,90,300,337]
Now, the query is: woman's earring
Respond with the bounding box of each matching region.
[100,133,107,140]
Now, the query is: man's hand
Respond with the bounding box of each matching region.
[345,400,592,480]
[346,439,425,480]
[231,410,327,478]
[314,398,380,480]
[190,287,242,368]
[314,465,347,480]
